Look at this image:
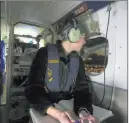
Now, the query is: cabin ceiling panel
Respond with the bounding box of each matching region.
[7,1,82,25]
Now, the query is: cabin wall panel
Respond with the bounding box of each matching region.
[93,82,127,123]
[89,1,127,90]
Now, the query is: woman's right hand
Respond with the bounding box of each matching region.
[58,111,76,123]
[46,106,77,123]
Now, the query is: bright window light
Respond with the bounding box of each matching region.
[17,37,37,44]
[14,23,44,37]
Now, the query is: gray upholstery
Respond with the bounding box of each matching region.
[29,99,113,123]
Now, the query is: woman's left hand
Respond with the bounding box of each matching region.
[79,110,100,123]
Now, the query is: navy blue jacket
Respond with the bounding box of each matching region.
[25,40,93,116]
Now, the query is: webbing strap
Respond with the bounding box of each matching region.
[45,44,60,92]
[45,44,79,92]
[65,56,79,91]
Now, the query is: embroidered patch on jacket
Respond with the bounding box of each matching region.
[47,68,53,82]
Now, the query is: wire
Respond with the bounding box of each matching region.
[108,17,116,110]
[18,77,28,87]
[95,3,111,106]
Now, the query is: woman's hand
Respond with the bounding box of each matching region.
[58,111,76,123]
[46,106,77,123]
[79,110,100,123]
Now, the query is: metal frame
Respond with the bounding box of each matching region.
[6,24,14,105]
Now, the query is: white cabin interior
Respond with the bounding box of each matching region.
[0,1,128,123]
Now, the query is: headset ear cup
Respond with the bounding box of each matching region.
[68,28,81,43]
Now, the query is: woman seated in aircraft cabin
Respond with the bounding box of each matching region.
[25,18,99,123]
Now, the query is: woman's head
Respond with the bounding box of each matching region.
[59,19,87,53]
[62,34,86,54]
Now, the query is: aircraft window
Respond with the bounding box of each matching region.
[81,36,108,75]
[16,37,37,44]
[14,23,44,37]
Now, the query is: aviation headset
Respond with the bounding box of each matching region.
[61,18,86,43]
